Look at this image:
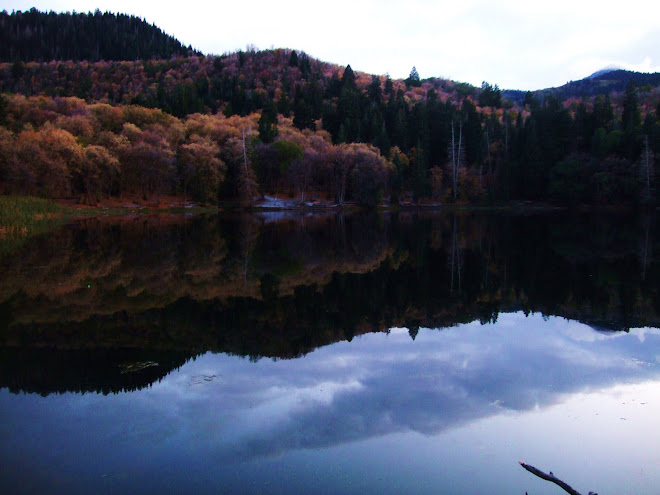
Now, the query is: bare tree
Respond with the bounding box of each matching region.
[449,119,464,201]
[639,211,652,281]
[237,126,258,207]
[639,134,655,204]
[449,215,463,293]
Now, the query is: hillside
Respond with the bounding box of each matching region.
[1,9,660,208]
[550,70,660,98]
[504,69,660,104]
[0,8,198,63]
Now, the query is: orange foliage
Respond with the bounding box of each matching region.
[1,94,399,205]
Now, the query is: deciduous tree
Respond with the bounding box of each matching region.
[178,135,225,204]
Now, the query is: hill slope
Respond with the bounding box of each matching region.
[504,69,660,103]
[0,8,198,62]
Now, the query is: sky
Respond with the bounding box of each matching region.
[4,1,660,90]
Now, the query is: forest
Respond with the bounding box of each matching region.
[0,8,196,62]
[1,9,659,207]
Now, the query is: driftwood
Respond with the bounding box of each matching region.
[519,461,598,495]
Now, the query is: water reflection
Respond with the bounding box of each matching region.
[131,314,660,462]
[1,313,660,494]
[2,211,660,493]
[1,212,659,394]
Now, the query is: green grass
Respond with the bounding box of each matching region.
[0,196,70,256]
[0,195,66,234]
[0,195,223,256]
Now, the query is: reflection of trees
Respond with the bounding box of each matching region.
[0,215,232,322]
[0,212,393,326]
[449,214,463,294]
[237,213,259,285]
[0,347,194,396]
[639,212,653,281]
[2,211,660,385]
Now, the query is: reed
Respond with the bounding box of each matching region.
[0,195,69,255]
[0,195,66,234]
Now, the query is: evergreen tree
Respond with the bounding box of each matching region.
[299,53,311,78]
[0,9,196,62]
[593,93,614,131]
[412,141,429,202]
[622,81,642,160]
[258,100,279,143]
[406,66,421,88]
[622,81,642,134]
[293,84,315,131]
[341,65,357,91]
[478,82,502,108]
[288,50,299,67]
[367,76,382,106]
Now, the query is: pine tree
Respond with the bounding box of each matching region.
[406,66,421,88]
[288,50,299,67]
[258,100,278,143]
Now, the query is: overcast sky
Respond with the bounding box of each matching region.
[4,0,660,90]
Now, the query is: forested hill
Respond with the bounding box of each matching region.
[504,70,660,104]
[538,70,660,101]
[0,8,198,62]
[1,9,660,207]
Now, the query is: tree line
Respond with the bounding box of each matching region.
[0,93,394,206]
[0,8,196,63]
[1,77,659,206]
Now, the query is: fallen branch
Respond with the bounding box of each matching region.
[519,461,597,495]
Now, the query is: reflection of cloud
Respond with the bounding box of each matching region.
[560,320,624,342]
[629,327,660,343]
[142,312,660,463]
[3,313,660,473]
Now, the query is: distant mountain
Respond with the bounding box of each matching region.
[503,69,660,103]
[552,69,660,97]
[587,65,622,79]
[0,8,198,62]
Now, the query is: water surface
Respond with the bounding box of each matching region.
[1,211,659,494]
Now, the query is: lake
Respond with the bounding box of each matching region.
[1,210,660,494]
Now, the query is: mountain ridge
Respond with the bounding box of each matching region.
[588,66,622,79]
[0,8,199,63]
[503,69,660,103]
[3,8,659,97]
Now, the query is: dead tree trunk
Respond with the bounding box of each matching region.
[450,119,464,201]
[640,134,655,204]
[519,461,598,495]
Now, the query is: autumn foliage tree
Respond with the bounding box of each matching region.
[119,123,175,200]
[350,144,391,206]
[79,145,120,204]
[178,135,225,204]
[15,123,82,198]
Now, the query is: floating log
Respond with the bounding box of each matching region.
[519,461,597,495]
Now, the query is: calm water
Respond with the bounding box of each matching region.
[1,210,660,494]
